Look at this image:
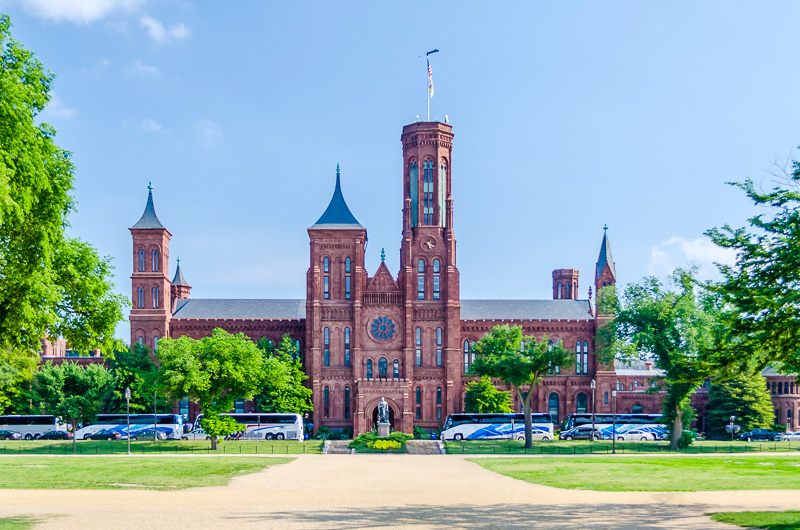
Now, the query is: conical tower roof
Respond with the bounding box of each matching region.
[311,165,362,229]
[595,225,616,281]
[172,259,189,286]
[131,184,165,229]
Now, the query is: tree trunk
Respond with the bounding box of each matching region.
[71,417,77,453]
[670,404,683,450]
[211,435,218,451]
[516,387,534,449]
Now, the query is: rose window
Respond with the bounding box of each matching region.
[370,316,396,342]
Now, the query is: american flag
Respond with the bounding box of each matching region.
[427,58,434,98]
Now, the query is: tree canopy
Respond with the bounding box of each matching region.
[255,334,312,415]
[464,376,512,414]
[105,343,171,414]
[470,325,571,448]
[705,371,774,438]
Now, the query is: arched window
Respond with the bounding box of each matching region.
[151,286,159,309]
[463,340,471,373]
[294,339,301,361]
[565,281,570,299]
[409,160,419,227]
[432,259,440,300]
[415,327,422,367]
[323,257,330,299]
[345,257,352,300]
[151,248,159,272]
[138,336,144,345]
[634,380,639,388]
[415,387,422,419]
[344,327,351,367]
[436,327,443,367]
[471,340,476,367]
[423,159,434,225]
[345,257,351,273]
[548,393,560,423]
[323,327,330,366]
[323,386,330,419]
[616,380,621,391]
[557,283,562,299]
[772,382,776,393]
[604,391,609,405]
[576,392,587,414]
[323,256,330,273]
[393,359,400,379]
[575,342,582,374]
[138,247,145,272]
[344,386,351,420]
[436,387,443,420]
[785,382,790,395]
[582,341,589,375]
[632,403,643,414]
[366,359,373,379]
[137,286,144,308]
[417,259,425,300]
[378,358,388,377]
[438,159,447,226]
[153,336,159,352]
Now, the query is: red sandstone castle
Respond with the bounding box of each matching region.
[127,121,800,435]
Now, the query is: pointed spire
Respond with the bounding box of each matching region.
[596,225,616,281]
[132,184,165,229]
[172,257,189,286]
[381,248,385,262]
[311,165,362,228]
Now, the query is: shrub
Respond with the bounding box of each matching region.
[413,426,427,439]
[678,431,694,449]
[349,431,413,450]
[369,440,401,450]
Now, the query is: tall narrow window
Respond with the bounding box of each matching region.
[548,393,560,423]
[345,257,351,273]
[463,340,471,373]
[471,340,476,367]
[323,386,329,419]
[436,327,443,367]
[576,393,588,414]
[345,257,351,300]
[565,281,571,299]
[575,342,582,374]
[323,327,330,366]
[410,160,418,227]
[438,159,447,227]
[378,358,388,377]
[137,336,144,345]
[151,248,159,272]
[234,398,245,413]
[344,386,351,420]
[417,259,425,299]
[423,160,434,225]
[415,327,422,367]
[323,257,330,299]
[344,327,351,367]
[582,340,589,375]
[138,247,145,272]
[616,380,621,391]
[432,259,440,300]
[294,339,301,361]
[604,391,609,405]
[137,286,144,308]
[393,359,400,379]
[153,336,159,352]
[436,386,442,420]
[151,286,159,309]
[557,283,562,299]
[415,387,422,420]
[366,359,373,379]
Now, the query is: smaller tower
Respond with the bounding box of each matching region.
[171,258,192,312]
[595,225,616,312]
[552,269,579,300]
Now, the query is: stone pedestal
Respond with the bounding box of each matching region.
[377,422,390,437]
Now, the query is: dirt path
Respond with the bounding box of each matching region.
[0,454,798,529]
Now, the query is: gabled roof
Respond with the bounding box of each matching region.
[131,186,165,229]
[595,227,616,281]
[172,260,189,286]
[460,299,593,321]
[172,299,305,320]
[311,165,363,229]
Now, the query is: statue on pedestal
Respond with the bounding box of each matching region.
[377,397,389,424]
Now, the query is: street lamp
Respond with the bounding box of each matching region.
[124,386,131,455]
[729,415,736,443]
[591,379,596,442]
[611,389,618,454]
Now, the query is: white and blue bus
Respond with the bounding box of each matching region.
[441,413,554,441]
[0,415,70,440]
[74,414,184,440]
[194,413,304,441]
[561,413,667,440]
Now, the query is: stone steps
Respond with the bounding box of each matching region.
[405,440,442,455]
[326,440,353,454]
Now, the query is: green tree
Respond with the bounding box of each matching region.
[0,15,126,358]
[34,361,113,451]
[706,372,774,438]
[156,328,265,449]
[464,376,512,414]
[600,269,720,449]
[706,166,800,373]
[255,335,312,415]
[0,348,38,414]
[105,343,171,414]
[470,325,571,448]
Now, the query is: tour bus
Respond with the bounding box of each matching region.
[193,413,304,441]
[441,413,554,441]
[561,413,667,440]
[74,414,184,440]
[0,415,69,440]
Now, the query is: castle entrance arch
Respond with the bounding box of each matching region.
[365,397,400,432]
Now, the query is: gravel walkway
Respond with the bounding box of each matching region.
[0,454,798,529]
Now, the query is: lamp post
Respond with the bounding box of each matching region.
[611,389,618,454]
[729,415,736,443]
[591,379,596,442]
[124,387,131,455]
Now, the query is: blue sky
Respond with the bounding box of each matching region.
[2,1,799,343]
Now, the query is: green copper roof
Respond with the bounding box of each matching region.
[596,226,616,281]
[172,259,189,286]
[131,184,165,229]
[312,165,362,229]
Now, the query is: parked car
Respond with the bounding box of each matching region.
[130,429,167,441]
[86,429,122,441]
[181,428,211,440]
[0,430,22,440]
[36,430,73,440]
[778,432,800,442]
[737,429,781,442]
[559,426,603,441]
[615,429,657,441]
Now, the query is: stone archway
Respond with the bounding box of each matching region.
[364,397,401,433]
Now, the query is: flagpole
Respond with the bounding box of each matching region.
[425,49,439,122]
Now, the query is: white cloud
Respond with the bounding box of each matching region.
[10,0,144,24]
[40,94,77,119]
[140,118,161,132]
[140,14,191,44]
[131,60,160,75]
[194,119,223,147]
[648,236,737,280]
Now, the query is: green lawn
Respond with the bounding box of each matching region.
[709,511,800,529]
[0,439,322,455]
[0,517,39,529]
[471,455,800,491]
[446,439,800,455]
[0,456,292,490]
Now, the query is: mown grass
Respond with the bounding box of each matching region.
[709,511,800,529]
[0,456,292,490]
[0,516,40,529]
[471,455,800,491]
[0,439,322,455]
[445,439,800,455]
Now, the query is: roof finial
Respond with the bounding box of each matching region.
[148,181,153,192]
[336,163,340,178]
[381,248,385,262]
[603,224,608,232]
[177,257,181,267]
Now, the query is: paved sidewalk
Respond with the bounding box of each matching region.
[1,454,798,529]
